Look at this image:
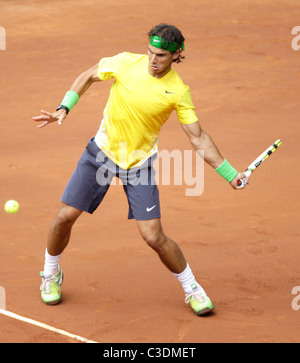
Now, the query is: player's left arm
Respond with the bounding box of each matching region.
[181,121,246,189]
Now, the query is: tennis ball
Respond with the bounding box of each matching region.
[4,200,19,214]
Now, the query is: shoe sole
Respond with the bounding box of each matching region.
[195,306,214,316]
[43,296,62,305]
[44,296,62,305]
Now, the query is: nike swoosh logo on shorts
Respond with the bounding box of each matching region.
[146,205,156,212]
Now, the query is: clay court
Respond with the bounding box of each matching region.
[0,0,299,343]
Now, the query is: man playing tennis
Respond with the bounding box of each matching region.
[33,23,246,316]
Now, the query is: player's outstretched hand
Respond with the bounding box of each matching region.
[32,109,67,128]
[230,172,249,190]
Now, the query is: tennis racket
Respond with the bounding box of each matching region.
[237,139,282,187]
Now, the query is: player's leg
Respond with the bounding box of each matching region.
[40,138,112,305]
[40,202,82,305]
[46,202,82,257]
[136,218,186,273]
[123,156,214,315]
[136,218,214,315]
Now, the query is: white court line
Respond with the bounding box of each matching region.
[0,308,97,343]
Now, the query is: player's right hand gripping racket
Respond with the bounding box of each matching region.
[237,139,282,187]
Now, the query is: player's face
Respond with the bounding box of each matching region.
[148,45,179,78]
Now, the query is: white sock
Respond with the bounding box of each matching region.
[43,248,61,277]
[173,263,207,295]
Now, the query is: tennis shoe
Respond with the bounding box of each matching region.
[40,267,63,305]
[185,284,214,316]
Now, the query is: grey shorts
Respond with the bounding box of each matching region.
[61,138,161,220]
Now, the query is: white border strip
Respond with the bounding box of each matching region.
[0,308,97,343]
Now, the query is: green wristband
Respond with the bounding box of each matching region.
[215,159,238,182]
[60,90,79,112]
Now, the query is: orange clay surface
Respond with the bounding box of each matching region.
[0,0,299,343]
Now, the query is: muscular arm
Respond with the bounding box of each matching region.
[68,63,101,97]
[181,121,246,189]
[32,63,100,128]
[181,121,224,169]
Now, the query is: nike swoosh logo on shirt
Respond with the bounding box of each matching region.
[146,205,156,212]
[165,90,175,94]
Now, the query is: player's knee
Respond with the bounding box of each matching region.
[143,231,166,252]
[53,209,77,233]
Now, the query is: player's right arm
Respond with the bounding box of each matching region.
[32,63,100,128]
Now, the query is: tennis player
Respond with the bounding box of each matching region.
[33,23,246,316]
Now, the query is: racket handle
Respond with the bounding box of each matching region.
[237,178,248,187]
[237,170,251,187]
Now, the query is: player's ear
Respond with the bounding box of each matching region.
[172,50,180,62]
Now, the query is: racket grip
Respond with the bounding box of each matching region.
[237,170,251,187]
[237,178,248,187]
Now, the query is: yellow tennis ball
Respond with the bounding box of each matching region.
[4,200,19,214]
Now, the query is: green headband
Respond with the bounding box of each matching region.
[149,35,185,52]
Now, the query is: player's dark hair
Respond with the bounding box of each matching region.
[147,23,185,63]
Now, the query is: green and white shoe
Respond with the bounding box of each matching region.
[40,267,63,305]
[185,284,214,316]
